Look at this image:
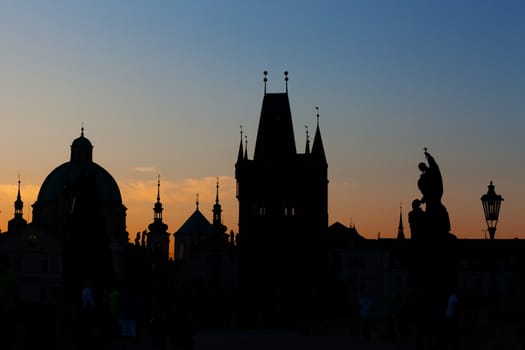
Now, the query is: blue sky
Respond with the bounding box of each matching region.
[1,0,523,240]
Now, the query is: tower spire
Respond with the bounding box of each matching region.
[284,71,289,93]
[397,202,405,240]
[14,174,23,218]
[8,174,27,233]
[213,177,225,232]
[311,106,327,164]
[157,174,161,202]
[215,176,220,204]
[196,193,199,211]
[237,125,244,162]
[244,135,248,160]
[153,174,164,221]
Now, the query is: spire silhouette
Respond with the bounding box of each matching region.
[397,203,405,240]
[237,126,244,163]
[311,107,327,164]
[213,177,224,231]
[153,174,163,222]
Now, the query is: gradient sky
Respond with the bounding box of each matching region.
[1,0,524,243]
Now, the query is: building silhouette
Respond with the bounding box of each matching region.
[0,74,524,347]
[0,129,129,303]
[235,71,329,326]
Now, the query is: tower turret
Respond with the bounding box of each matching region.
[8,176,27,233]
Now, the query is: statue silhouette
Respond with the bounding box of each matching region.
[418,149,443,206]
[417,149,450,239]
[411,149,458,349]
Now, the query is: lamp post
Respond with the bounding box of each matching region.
[481,181,503,240]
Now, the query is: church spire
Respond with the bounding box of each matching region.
[14,175,23,219]
[213,177,223,230]
[153,175,164,222]
[311,107,327,164]
[237,126,244,163]
[8,174,27,233]
[244,135,248,160]
[397,203,405,240]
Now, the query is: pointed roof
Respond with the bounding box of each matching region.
[253,93,296,161]
[305,126,310,155]
[14,177,23,213]
[311,111,327,164]
[174,208,217,238]
[397,204,405,240]
[237,126,244,163]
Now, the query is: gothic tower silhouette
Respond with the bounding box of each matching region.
[235,72,328,324]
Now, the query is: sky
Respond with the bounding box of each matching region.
[0,0,524,243]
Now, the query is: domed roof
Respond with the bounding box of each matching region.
[37,161,122,204]
[36,129,122,204]
[70,127,93,163]
[71,133,93,149]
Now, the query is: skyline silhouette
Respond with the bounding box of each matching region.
[1,1,524,241]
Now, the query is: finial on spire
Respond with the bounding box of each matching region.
[240,125,243,142]
[81,122,84,137]
[263,71,268,94]
[216,176,220,204]
[196,193,199,210]
[284,71,289,93]
[315,106,319,126]
[157,174,161,202]
[244,134,248,159]
[17,173,21,198]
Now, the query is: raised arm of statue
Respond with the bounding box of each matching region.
[424,151,443,201]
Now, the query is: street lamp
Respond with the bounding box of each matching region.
[481,181,504,240]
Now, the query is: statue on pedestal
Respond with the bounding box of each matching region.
[409,148,458,348]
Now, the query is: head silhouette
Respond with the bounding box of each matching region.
[412,199,421,210]
[418,162,428,172]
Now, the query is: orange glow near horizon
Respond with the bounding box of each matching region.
[0,174,520,249]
